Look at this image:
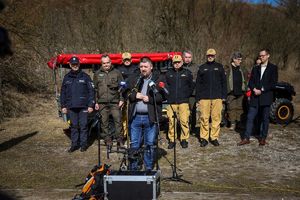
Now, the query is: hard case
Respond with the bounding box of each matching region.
[103,170,161,200]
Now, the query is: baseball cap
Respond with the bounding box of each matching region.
[69,56,80,64]
[172,55,182,63]
[206,48,217,56]
[122,52,132,60]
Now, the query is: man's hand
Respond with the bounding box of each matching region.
[88,107,93,113]
[253,88,262,96]
[142,95,149,102]
[95,103,100,110]
[136,92,144,100]
[62,108,67,114]
[119,101,124,108]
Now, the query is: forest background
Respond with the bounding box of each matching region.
[0,0,299,121]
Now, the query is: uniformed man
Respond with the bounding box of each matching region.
[93,54,124,147]
[60,56,95,152]
[115,52,139,141]
[182,50,198,80]
[165,55,194,149]
[116,52,139,80]
[182,50,199,133]
[196,49,227,147]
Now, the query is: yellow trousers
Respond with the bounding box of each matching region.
[122,104,128,138]
[166,103,190,142]
[199,99,223,141]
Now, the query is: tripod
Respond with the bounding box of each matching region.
[163,105,192,184]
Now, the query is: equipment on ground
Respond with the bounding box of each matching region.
[103,170,161,200]
[73,164,111,200]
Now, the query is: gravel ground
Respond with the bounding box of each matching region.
[0,97,299,199]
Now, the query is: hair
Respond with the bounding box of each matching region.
[260,48,270,55]
[231,52,242,62]
[101,53,111,62]
[182,50,193,57]
[253,55,261,65]
[140,56,153,67]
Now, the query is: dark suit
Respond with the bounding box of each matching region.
[243,62,278,140]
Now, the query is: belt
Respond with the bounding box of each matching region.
[136,112,148,115]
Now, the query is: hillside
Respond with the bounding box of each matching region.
[0,0,300,121]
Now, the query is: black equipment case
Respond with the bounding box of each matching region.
[103,170,161,200]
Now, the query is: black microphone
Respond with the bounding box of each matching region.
[149,80,158,93]
[158,82,169,95]
[134,75,143,89]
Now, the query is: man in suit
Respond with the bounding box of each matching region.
[238,49,278,146]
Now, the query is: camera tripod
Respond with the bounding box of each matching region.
[163,105,192,184]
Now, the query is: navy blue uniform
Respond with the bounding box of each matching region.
[60,70,95,148]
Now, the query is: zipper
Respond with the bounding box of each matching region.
[209,66,213,98]
[175,70,179,103]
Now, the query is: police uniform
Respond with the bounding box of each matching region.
[60,67,95,151]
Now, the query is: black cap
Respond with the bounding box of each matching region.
[69,56,80,64]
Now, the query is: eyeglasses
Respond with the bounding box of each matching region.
[207,55,215,57]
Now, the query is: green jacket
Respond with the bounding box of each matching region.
[93,66,124,103]
[226,64,248,94]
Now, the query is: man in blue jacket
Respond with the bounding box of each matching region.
[60,56,95,152]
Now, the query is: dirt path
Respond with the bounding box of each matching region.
[0,96,300,199]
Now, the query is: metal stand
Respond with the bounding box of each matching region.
[90,111,102,166]
[152,89,161,170]
[163,105,192,184]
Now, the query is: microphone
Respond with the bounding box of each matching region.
[118,81,127,93]
[134,75,143,89]
[158,82,169,95]
[149,80,158,93]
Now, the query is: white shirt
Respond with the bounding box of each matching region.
[260,62,268,91]
[260,63,267,80]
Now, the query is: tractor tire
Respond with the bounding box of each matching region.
[270,98,294,124]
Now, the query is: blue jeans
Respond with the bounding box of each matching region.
[69,108,88,147]
[244,106,270,140]
[130,115,157,170]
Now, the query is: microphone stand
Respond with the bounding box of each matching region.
[90,106,107,166]
[152,88,161,171]
[163,104,192,184]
